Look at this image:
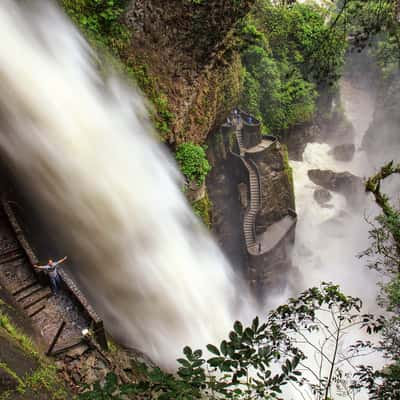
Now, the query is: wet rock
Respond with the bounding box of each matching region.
[66,344,89,359]
[185,180,206,203]
[313,188,332,205]
[71,371,81,384]
[95,359,107,370]
[308,169,364,207]
[55,360,65,371]
[329,143,355,162]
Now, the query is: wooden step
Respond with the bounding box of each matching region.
[27,303,46,318]
[11,280,38,296]
[0,246,21,258]
[22,288,52,310]
[0,252,25,266]
[16,284,44,302]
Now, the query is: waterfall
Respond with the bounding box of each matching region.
[0,0,254,367]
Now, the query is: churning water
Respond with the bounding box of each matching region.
[286,78,382,399]
[290,79,379,303]
[0,0,254,367]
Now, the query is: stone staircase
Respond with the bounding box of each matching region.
[234,124,261,253]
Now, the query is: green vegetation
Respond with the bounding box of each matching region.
[0,310,67,400]
[353,162,400,398]
[175,143,211,185]
[61,0,174,138]
[0,312,37,357]
[0,362,23,389]
[332,0,400,78]
[238,0,346,135]
[192,193,212,229]
[23,365,66,399]
[281,144,295,209]
[61,0,130,51]
[79,283,384,399]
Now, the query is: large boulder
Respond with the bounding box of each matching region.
[308,169,364,206]
[329,143,355,162]
[313,188,332,206]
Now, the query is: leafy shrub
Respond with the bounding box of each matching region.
[192,193,212,228]
[61,0,130,52]
[238,1,346,135]
[175,143,211,185]
[79,283,384,399]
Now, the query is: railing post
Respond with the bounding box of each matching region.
[93,321,108,351]
[46,320,66,356]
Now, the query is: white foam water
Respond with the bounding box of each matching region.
[285,79,381,399]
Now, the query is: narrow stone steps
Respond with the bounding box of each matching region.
[20,287,52,309]
[15,283,43,302]
[234,121,262,253]
[0,252,25,267]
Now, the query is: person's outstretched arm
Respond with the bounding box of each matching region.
[34,264,47,270]
[55,256,68,265]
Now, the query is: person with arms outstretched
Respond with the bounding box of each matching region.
[34,256,67,294]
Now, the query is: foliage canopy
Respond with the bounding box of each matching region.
[238,0,346,135]
[175,143,211,185]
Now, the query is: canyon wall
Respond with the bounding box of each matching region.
[125,0,255,144]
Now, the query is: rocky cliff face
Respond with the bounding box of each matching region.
[125,0,255,144]
[307,169,364,208]
[206,124,248,272]
[249,145,295,230]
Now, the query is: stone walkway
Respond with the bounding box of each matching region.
[0,204,90,354]
[253,215,296,255]
[245,139,274,153]
[232,116,296,256]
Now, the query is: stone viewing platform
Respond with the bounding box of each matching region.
[206,108,297,293]
[229,110,297,259]
[245,139,275,153]
[0,195,107,355]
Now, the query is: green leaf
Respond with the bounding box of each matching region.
[103,373,117,393]
[208,357,224,367]
[183,346,193,358]
[177,358,191,368]
[252,316,259,332]
[207,344,220,356]
[234,321,243,335]
[220,340,228,356]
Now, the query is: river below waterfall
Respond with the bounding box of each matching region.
[282,77,383,399]
[290,78,379,306]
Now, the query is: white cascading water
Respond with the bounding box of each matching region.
[0,1,255,367]
[290,79,379,301]
[285,78,382,399]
